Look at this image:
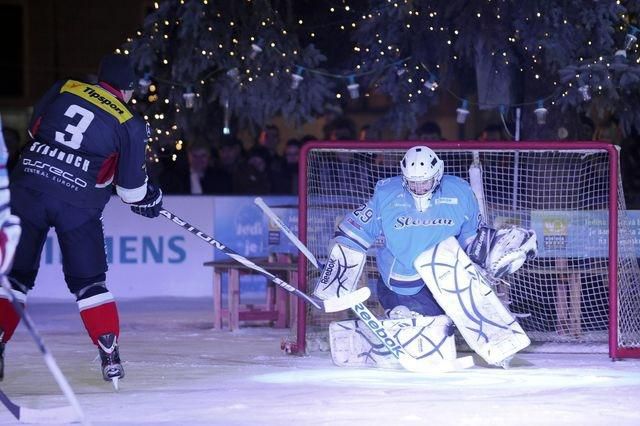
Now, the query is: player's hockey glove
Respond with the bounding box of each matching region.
[0,214,21,275]
[130,183,163,218]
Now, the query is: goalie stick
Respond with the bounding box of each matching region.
[0,277,86,425]
[253,198,474,373]
[159,209,369,313]
[468,154,531,319]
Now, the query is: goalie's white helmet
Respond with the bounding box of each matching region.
[400,146,444,211]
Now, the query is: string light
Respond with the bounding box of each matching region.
[182,87,196,108]
[250,39,264,59]
[129,0,640,152]
[424,74,438,91]
[226,68,240,82]
[614,49,627,60]
[138,73,152,95]
[291,66,305,89]
[347,75,360,99]
[222,98,231,135]
[578,81,591,101]
[624,25,640,50]
[456,99,470,124]
[534,100,548,125]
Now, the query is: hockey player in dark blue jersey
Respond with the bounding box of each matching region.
[0,54,162,389]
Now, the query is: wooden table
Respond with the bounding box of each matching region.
[203,258,298,331]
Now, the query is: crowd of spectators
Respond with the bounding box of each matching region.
[154,124,316,196]
[3,115,640,206]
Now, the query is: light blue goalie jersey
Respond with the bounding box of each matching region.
[335,175,480,295]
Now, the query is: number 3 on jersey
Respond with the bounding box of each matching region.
[54,104,95,149]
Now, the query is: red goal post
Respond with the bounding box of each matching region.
[289,141,640,360]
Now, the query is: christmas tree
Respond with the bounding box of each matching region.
[125,0,335,155]
[350,0,640,139]
[126,0,640,149]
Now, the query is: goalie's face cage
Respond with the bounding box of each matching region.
[404,176,438,196]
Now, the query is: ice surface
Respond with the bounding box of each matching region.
[1,298,639,425]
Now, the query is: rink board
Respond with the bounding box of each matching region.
[28,195,297,300]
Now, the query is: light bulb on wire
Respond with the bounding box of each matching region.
[250,39,264,59]
[456,99,470,124]
[183,87,196,108]
[291,66,304,89]
[614,49,627,61]
[578,82,591,101]
[222,98,231,135]
[534,100,548,125]
[138,73,152,95]
[424,74,438,91]
[226,68,240,83]
[347,75,360,99]
[624,25,640,50]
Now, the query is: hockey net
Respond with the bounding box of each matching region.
[290,141,640,359]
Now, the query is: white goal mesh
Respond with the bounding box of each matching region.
[293,141,640,358]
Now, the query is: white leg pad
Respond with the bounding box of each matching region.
[329,315,457,369]
[413,236,530,366]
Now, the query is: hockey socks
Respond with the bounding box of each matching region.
[0,291,26,343]
[78,293,120,345]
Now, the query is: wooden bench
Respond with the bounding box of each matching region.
[203,257,298,331]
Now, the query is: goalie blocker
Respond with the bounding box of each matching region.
[313,242,366,300]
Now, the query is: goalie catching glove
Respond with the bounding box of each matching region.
[467,225,538,278]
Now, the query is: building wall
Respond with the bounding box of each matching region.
[0,0,149,141]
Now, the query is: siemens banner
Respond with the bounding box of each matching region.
[29,195,297,300]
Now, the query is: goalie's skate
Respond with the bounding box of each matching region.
[98,333,124,390]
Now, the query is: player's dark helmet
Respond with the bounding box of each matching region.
[98,54,137,91]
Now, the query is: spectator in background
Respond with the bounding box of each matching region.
[233,145,272,194]
[260,124,281,151]
[327,116,357,141]
[621,130,640,209]
[1,126,21,172]
[359,124,381,141]
[216,135,245,192]
[321,116,375,198]
[479,123,507,141]
[260,124,289,193]
[284,138,303,194]
[414,121,443,141]
[321,103,344,140]
[161,143,229,194]
[301,134,317,145]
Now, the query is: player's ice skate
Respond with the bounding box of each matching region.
[98,333,125,391]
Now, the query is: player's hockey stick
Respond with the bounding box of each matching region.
[159,209,369,313]
[0,389,81,424]
[253,198,474,373]
[0,277,87,424]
